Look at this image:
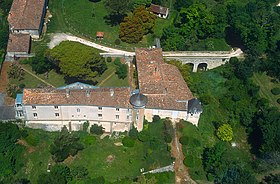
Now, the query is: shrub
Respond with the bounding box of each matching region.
[183,155,195,168]
[90,124,104,135]
[271,87,280,95]
[82,121,89,132]
[129,126,138,139]
[122,137,135,147]
[277,98,280,104]
[81,135,96,145]
[216,124,233,142]
[152,115,161,122]
[164,134,172,143]
[114,39,121,45]
[107,57,112,62]
[179,136,190,145]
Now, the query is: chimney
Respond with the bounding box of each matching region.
[66,89,70,98]
[110,89,114,97]
[86,89,90,97]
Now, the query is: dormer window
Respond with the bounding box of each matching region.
[54,106,58,109]
[32,106,36,110]
[77,108,80,113]
[98,107,102,111]
[116,108,119,111]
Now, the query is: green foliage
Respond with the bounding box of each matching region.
[37,172,67,184]
[107,57,112,62]
[271,87,280,95]
[133,0,152,8]
[216,124,233,142]
[119,6,155,43]
[46,41,106,81]
[152,115,161,122]
[114,58,128,79]
[105,0,133,15]
[217,167,258,184]
[277,98,280,104]
[50,131,84,162]
[0,122,24,178]
[262,173,280,184]
[81,134,96,146]
[129,126,139,139]
[7,63,24,80]
[90,124,104,135]
[6,83,21,98]
[91,176,105,184]
[122,137,135,147]
[82,121,89,132]
[51,164,72,182]
[71,166,89,180]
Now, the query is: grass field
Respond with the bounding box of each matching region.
[9,70,46,88]
[252,72,280,109]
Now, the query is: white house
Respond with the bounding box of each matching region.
[149,4,169,19]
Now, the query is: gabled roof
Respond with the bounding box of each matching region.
[22,87,132,108]
[7,34,30,53]
[149,4,168,15]
[8,0,46,30]
[136,48,193,110]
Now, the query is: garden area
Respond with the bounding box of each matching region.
[0,118,175,183]
[173,58,280,183]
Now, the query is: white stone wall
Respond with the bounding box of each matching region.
[23,105,132,132]
[144,108,187,122]
[11,30,40,39]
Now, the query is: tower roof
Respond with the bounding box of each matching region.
[129,93,148,108]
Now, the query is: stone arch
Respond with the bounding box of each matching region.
[184,63,194,72]
[197,63,208,71]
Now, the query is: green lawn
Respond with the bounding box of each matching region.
[9,70,46,88]
[252,72,280,109]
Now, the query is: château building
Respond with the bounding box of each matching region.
[15,48,202,132]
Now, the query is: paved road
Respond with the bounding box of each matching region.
[48,33,134,56]
[48,33,243,58]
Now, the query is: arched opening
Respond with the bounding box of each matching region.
[198,63,207,71]
[184,63,194,72]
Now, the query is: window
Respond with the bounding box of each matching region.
[116,115,119,119]
[32,106,36,110]
[77,108,80,113]
[55,113,59,117]
[98,114,102,118]
[127,115,130,120]
[116,108,119,111]
[54,106,58,109]
[33,113,37,118]
[98,107,102,111]
[84,115,86,117]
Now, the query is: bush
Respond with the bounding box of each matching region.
[90,124,104,135]
[152,115,161,122]
[183,155,195,168]
[107,57,112,62]
[277,98,280,104]
[271,87,280,95]
[83,121,89,132]
[179,136,190,145]
[81,135,96,145]
[216,124,233,142]
[114,39,121,45]
[122,137,135,147]
[129,126,138,139]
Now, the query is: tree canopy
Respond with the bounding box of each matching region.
[46,41,107,82]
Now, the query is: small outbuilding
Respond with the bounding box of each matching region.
[6,34,31,58]
[96,32,104,39]
[149,4,169,19]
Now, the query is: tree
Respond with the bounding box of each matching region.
[119,6,155,43]
[114,59,128,79]
[46,41,107,82]
[262,173,280,184]
[216,124,233,142]
[71,166,89,180]
[217,167,258,184]
[122,137,135,147]
[37,172,66,184]
[105,0,132,15]
[51,164,72,182]
[133,0,152,8]
[90,124,104,135]
[7,63,24,80]
[6,83,21,98]
[50,131,84,162]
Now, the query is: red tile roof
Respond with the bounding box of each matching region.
[8,0,46,30]
[23,87,132,108]
[149,4,168,15]
[7,34,30,53]
[136,48,193,110]
[96,32,104,38]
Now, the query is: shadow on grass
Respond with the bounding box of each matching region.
[104,13,125,27]
[64,76,98,86]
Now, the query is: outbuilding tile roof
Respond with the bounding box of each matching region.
[7,34,30,53]
[149,4,168,15]
[8,0,46,30]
